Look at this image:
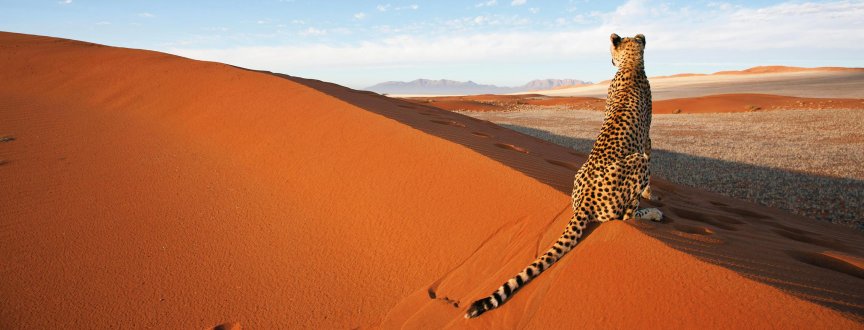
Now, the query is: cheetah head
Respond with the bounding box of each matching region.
[610,33,646,67]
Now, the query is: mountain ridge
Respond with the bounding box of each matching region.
[365,78,591,95]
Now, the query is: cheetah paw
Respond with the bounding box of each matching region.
[637,208,663,222]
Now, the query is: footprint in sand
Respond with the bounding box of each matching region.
[673,224,714,236]
[494,143,529,154]
[212,322,242,330]
[427,289,461,308]
[471,131,491,138]
[0,136,14,143]
[785,250,864,280]
[545,159,580,171]
[669,206,740,231]
[772,229,851,252]
[430,119,466,128]
[671,224,724,244]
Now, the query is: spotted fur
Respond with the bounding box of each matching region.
[465,33,663,319]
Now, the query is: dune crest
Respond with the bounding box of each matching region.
[1,32,862,328]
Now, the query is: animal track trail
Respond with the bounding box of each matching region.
[717,205,771,220]
[494,143,529,154]
[424,216,527,303]
[430,119,466,128]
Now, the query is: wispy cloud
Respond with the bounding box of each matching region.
[511,0,527,6]
[138,12,155,18]
[377,3,419,12]
[299,27,327,36]
[167,0,864,85]
[475,0,498,8]
[354,12,366,20]
[58,0,72,4]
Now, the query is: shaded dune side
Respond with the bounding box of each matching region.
[0,31,861,329]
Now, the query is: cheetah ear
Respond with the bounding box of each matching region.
[635,34,646,45]
[610,33,622,48]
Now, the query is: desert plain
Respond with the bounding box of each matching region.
[1,31,863,329]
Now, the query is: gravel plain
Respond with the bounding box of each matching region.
[459,108,864,230]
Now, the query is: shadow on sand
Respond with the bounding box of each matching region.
[498,124,864,230]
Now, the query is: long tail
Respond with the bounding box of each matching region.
[465,214,589,318]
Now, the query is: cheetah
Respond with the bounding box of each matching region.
[465,33,662,319]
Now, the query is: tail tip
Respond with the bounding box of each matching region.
[464,299,488,319]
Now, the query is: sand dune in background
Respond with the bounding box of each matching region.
[406,93,864,114]
[537,67,864,100]
[1,32,863,328]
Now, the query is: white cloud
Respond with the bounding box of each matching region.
[476,0,497,8]
[594,0,864,50]
[58,0,72,4]
[354,12,366,20]
[511,0,527,6]
[167,0,864,82]
[377,3,419,12]
[95,21,111,25]
[138,12,155,18]
[299,27,327,36]
[529,7,540,14]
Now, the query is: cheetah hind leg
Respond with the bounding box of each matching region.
[621,153,663,222]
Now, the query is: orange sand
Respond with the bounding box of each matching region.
[1,32,863,328]
[713,65,864,75]
[651,65,864,79]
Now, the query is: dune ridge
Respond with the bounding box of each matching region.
[1,31,862,328]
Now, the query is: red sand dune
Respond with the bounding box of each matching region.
[1,32,864,328]
[648,66,864,80]
[408,93,864,114]
[713,65,864,75]
[654,93,864,114]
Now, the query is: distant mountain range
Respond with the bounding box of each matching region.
[364,78,591,95]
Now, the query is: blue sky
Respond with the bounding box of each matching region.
[2,0,863,88]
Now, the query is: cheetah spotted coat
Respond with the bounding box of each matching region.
[466,33,663,318]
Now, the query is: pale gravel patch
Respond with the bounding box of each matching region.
[458,108,864,230]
